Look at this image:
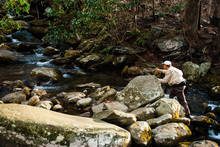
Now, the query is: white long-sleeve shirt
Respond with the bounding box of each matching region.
[159,66,185,86]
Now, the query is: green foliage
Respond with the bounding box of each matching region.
[0,0,30,34]
[44,0,139,44]
[4,0,30,16]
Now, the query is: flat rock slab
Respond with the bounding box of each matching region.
[0,104,131,147]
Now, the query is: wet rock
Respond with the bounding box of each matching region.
[51,57,71,65]
[182,61,200,82]
[0,100,4,104]
[211,86,220,97]
[36,100,53,110]
[126,66,147,76]
[189,140,219,147]
[15,20,30,29]
[110,46,146,54]
[147,114,173,127]
[128,121,152,146]
[152,123,192,146]
[12,30,40,42]
[104,101,128,112]
[52,104,63,111]
[30,67,62,81]
[77,97,92,107]
[131,107,155,121]
[191,115,215,125]
[90,86,117,104]
[63,92,86,103]
[116,75,164,111]
[150,98,185,118]
[0,50,20,63]
[76,82,101,88]
[0,43,11,50]
[0,104,131,146]
[64,50,81,58]
[154,37,185,52]
[199,62,211,77]
[1,91,26,103]
[77,54,101,67]
[93,110,136,126]
[28,95,40,106]
[172,117,191,126]
[92,103,105,114]
[44,46,60,56]
[31,88,47,97]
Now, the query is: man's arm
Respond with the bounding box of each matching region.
[158,71,171,84]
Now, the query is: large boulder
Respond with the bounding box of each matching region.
[0,50,20,64]
[152,123,192,146]
[93,110,136,126]
[128,121,152,146]
[131,107,155,121]
[182,61,200,82]
[1,91,26,104]
[0,104,131,146]
[116,75,164,111]
[146,114,173,127]
[154,37,185,52]
[149,98,185,118]
[30,67,62,81]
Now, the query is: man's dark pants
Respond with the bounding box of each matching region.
[170,86,191,117]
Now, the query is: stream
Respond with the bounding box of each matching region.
[0,30,220,144]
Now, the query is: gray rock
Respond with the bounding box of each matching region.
[44,46,60,56]
[0,50,20,63]
[155,37,185,52]
[92,103,105,114]
[152,123,192,146]
[0,104,131,146]
[77,54,101,66]
[1,91,26,103]
[93,110,136,126]
[150,98,185,118]
[182,61,200,81]
[77,98,92,107]
[116,75,164,111]
[64,92,86,103]
[131,107,155,121]
[189,140,219,147]
[199,62,211,77]
[30,67,62,81]
[52,104,63,111]
[36,101,53,110]
[64,50,81,58]
[90,86,116,104]
[147,114,173,127]
[128,121,152,145]
[31,88,47,97]
[28,96,40,106]
[104,101,128,112]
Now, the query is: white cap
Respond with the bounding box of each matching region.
[162,61,172,66]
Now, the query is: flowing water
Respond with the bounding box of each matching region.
[0,30,220,144]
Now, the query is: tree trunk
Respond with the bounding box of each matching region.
[213,0,220,27]
[183,0,201,48]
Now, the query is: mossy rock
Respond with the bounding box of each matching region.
[0,104,131,146]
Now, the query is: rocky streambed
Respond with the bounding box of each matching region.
[0,20,220,146]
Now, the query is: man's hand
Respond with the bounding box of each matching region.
[155,68,162,73]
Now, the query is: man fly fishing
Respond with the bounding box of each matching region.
[155,61,191,118]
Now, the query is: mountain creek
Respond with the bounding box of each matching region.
[0,29,220,146]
